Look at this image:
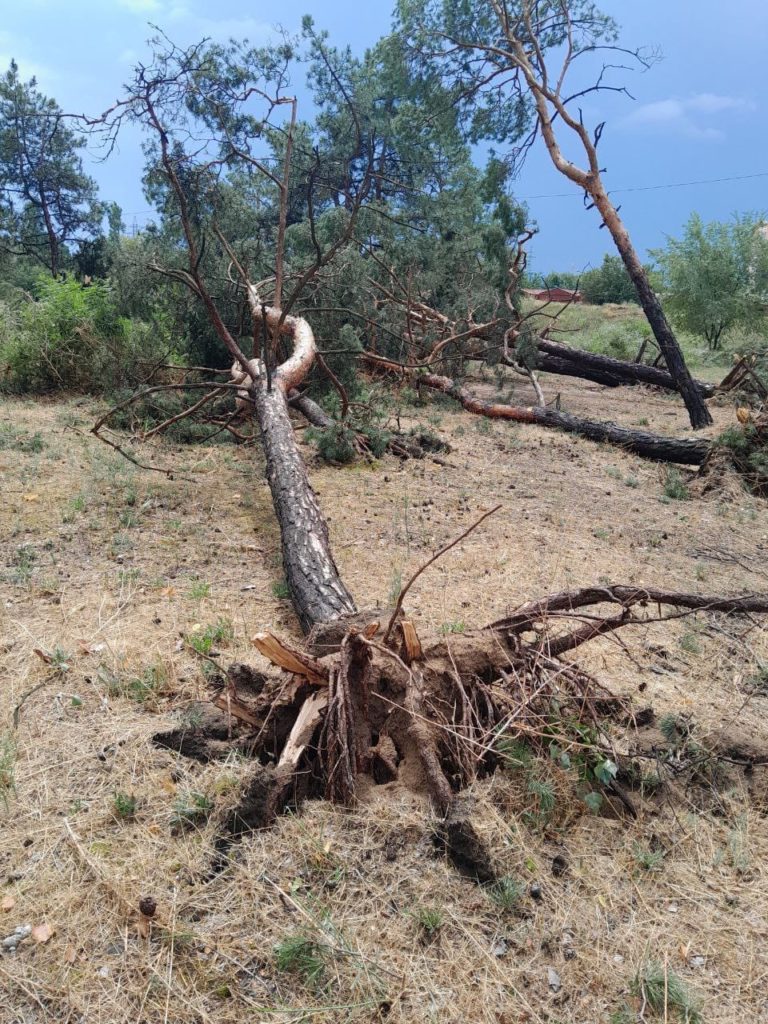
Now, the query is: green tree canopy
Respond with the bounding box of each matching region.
[580,255,638,305]
[0,60,102,276]
[651,213,768,349]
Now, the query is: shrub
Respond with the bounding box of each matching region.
[0,276,162,394]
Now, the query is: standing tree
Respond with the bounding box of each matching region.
[0,60,102,277]
[652,213,768,350]
[397,0,713,428]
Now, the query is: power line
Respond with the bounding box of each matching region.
[118,170,768,217]
[518,170,768,201]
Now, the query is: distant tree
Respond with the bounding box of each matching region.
[0,60,102,276]
[580,255,638,305]
[652,214,768,350]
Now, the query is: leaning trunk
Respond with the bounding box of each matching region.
[591,187,713,429]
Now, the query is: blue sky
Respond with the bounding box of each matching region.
[3,0,767,272]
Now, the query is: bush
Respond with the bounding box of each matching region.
[580,255,638,305]
[0,276,162,394]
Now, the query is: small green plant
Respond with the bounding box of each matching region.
[606,466,622,480]
[309,424,357,464]
[0,733,15,809]
[695,564,707,582]
[112,791,138,821]
[271,579,290,600]
[117,568,141,585]
[101,663,165,702]
[413,905,444,938]
[188,578,211,600]
[186,618,234,655]
[632,960,701,1022]
[680,633,701,655]
[593,527,610,541]
[11,544,36,584]
[0,424,45,453]
[439,620,467,635]
[496,736,533,771]
[119,509,139,528]
[274,934,328,984]
[50,646,72,673]
[475,416,492,435]
[172,791,213,827]
[488,876,521,911]
[609,1006,635,1024]
[663,468,689,501]
[388,568,403,606]
[525,776,556,826]
[632,842,665,872]
[624,475,639,488]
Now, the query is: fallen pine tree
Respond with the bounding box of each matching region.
[415,371,713,464]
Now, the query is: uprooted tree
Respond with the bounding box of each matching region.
[81,31,768,846]
[397,0,713,428]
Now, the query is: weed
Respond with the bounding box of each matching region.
[188,578,211,600]
[388,567,402,606]
[525,776,556,827]
[271,580,290,600]
[11,544,36,584]
[624,475,639,488]
[119,509,139,528]
[593,527,610,541]
[632,960,701,1022]
[680,633,701,655]
[632,842,665,872]
[412,905,443,937]
[172,791,213,828]
[663,468,689,501]
[274,934,327,984]
[488,876,521,911]
[475,417,492,435]
[439,620,467,635]
[0,424,45,453]
[0,733,15,809]
[117,568,141,585]
[496,736,533,770]
[695,564,707,582]
[606,466,622,480]
[50,646,71,673]
[100,663,166,703]
[112,791,138,820]
[187,618,233,655]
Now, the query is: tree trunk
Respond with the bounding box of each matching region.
[590,187,713,429]
[417,373,711,465]
[522,337,716,397]
[234,301,357,634]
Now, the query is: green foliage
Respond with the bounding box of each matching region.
[112,791,138,821]
[99,663,166,703]
[188,579,211,600]
[0,60,102,275]
[632,960,701,1023]
[632,842,665,872]
[412,905,444,937]
[652,212,768,349]
[0,732,15,809]
[580,255,638,305]
[488,876,521,911]
[186,618,234,655]
[271,580,291,599]
[172,791,213,827]
[308,424,357,464]
[0,277,159,394]
[0,423,45,452]
[663,468,689,501]
[274,934,328,984]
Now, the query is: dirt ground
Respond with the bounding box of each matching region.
[1,373,767,1024]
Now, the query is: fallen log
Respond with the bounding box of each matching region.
[416,373,712,465]
[521,336,716,397]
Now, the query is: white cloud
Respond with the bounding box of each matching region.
[621,93,754,142]
[0,32,56,85]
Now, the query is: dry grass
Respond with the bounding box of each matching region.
[1,379,767,1023]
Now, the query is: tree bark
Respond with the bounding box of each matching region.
[524,337,716,397]
[417,373,711,465]
[235,301,357,634]
[590,187,713,428]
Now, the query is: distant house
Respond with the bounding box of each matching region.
[522,287,583,304]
